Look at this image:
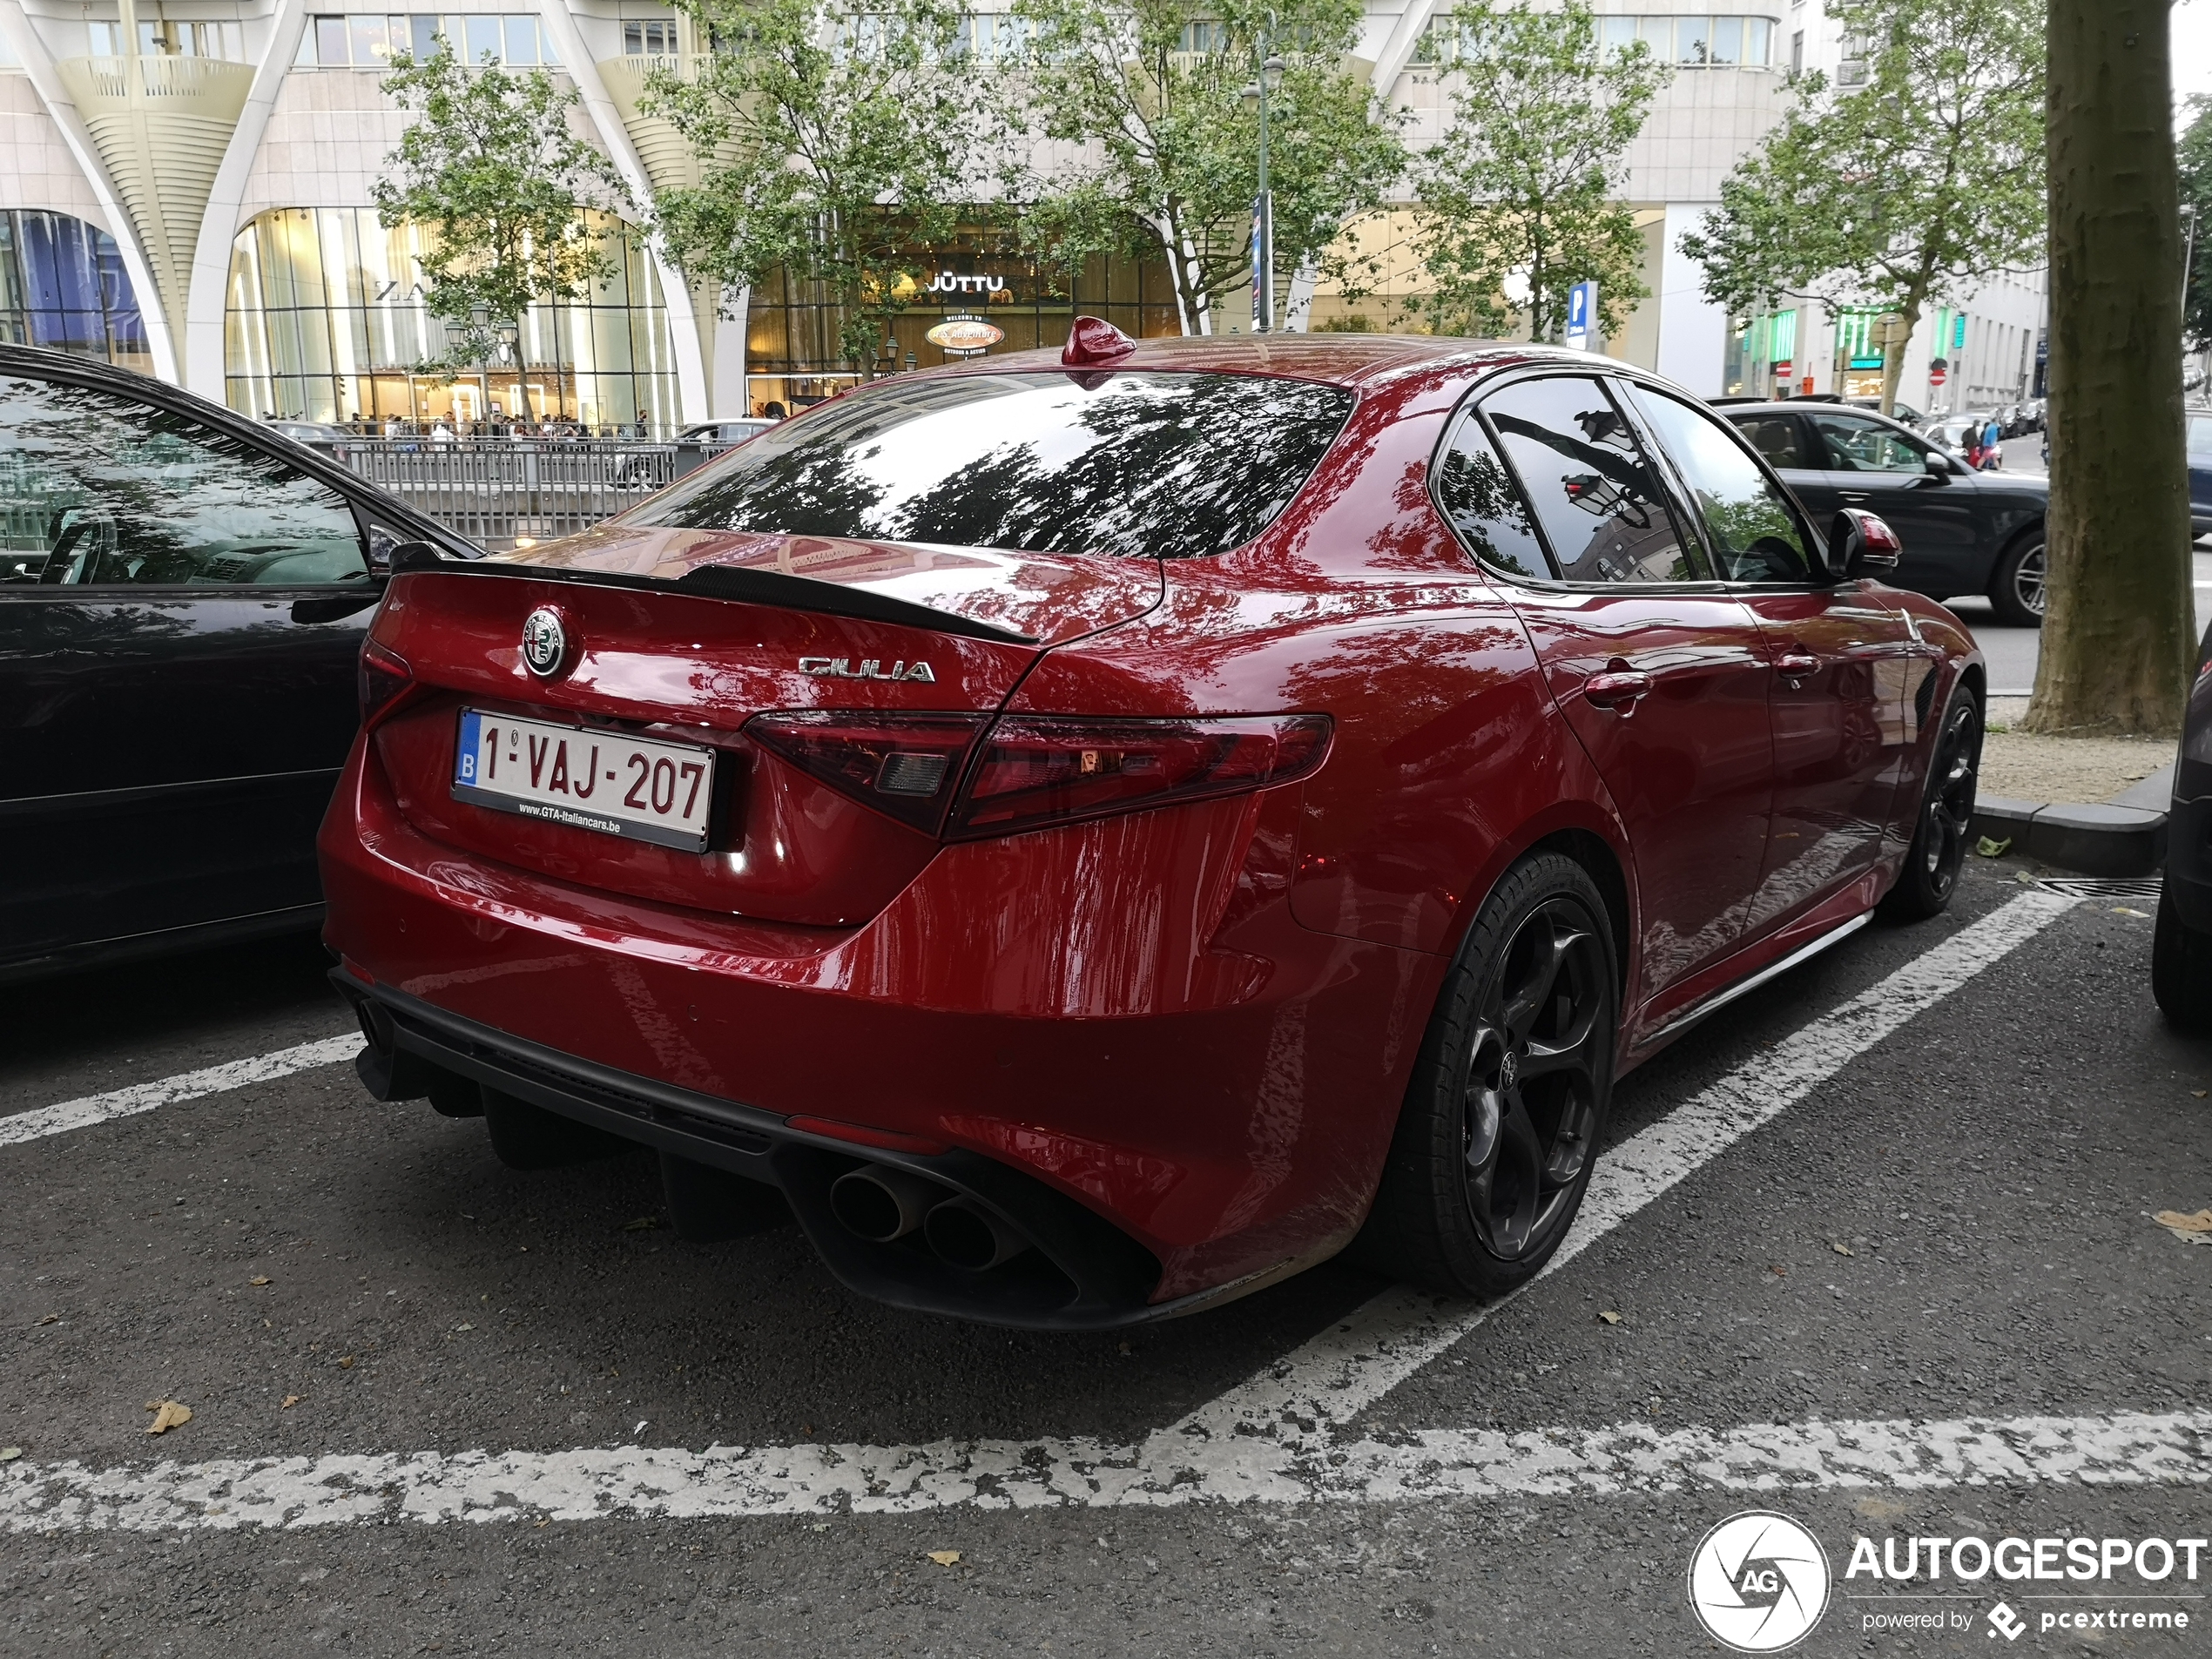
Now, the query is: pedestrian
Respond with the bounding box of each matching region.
[1980,414,2003,469]
[1964,427,1984,469]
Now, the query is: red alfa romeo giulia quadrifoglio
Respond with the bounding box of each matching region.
[320,322,1982,1328]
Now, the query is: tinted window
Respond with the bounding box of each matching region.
[1808,412,1925,473]
[1481,375,1704,583]
[1729,413,1808,469]
[0,376,365,586]
[2188,414,2212,463]
[627,372,1353,562]
[1433,409,1549,577]
[1628,386,1814,583]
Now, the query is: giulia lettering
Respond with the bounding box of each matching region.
[799,657,937,683]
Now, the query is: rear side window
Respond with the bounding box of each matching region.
[1480,375,1706,584]
[625,371,1353,561]
[1433,410,1550,578]
[1729,413,1808,469]
[1807,413,1925,473]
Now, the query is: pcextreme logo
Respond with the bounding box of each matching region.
[1687,1511,1833,1652]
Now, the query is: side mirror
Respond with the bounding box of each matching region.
[1829,508,1902,580]
[1924,451,1958,479]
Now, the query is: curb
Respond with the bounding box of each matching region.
[1970,795,2168,878]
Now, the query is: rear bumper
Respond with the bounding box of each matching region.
[332,966,1190,1328]
[318,733,1431,1321]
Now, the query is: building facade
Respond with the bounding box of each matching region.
[0,0,2044,430]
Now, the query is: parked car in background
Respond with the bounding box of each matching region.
[1723,400,2049,624]
[0,347,475,981]
[2189,405,2212,537]
[322,330,1982,1330]
[261,417,354,456]
[2155,614,2212,1030]
[678,419,776,446]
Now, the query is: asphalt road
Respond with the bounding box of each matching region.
[1954,547,2212,695]
[3,860,2209,1656]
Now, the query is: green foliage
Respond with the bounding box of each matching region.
[1410,0,1667,343]
[1679,0,2043,411]
[1003,0,1404,334]
[647,0,990,367]
[373,42,627,405]
[2182,96,2212,352]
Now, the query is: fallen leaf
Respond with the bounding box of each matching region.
[621,1217,658,1232]
[2114,907,2150,919]
[2014,870,2040,885]
[455,1323,474,1332]
[1597,1310,1622,1325]
[1974,835,2012,859]
[1832,1242,1855,1257]
[249,1276,271,1286]
[2195,1090,2209,1099]
[145,1400,192,1435]
[36,1314,57,1325]
[927,1550,961,1567]
[1770,1264,1788,1277]
[2154,1209,2212,1244]
[338,1355,356,1369]
[0,1447,21,1462]
[280,1395,302,1409]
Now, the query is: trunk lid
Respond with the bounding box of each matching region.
[365,535,1159,927]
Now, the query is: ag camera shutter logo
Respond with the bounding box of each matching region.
[1688,1511,1832,1652]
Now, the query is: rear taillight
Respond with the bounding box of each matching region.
[745,711,989,834]
[744,711,1332,840]
[947,713,1332,840]
[358,638,413,725]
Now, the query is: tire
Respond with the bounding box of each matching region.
[1354,851,1617,1297]
[1986,533,2047,628]
[482,1088,631,1170]
[2153,887,2212,1035]
[1880,685,1981,921]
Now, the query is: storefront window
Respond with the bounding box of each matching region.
[224,207,678,434]
[742,234,1177,419]
[0,210,151,374]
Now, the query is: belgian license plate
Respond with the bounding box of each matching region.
[453,710,715,852]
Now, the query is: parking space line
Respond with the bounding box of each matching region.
[1,1403,2200,1531]
[1170,888,2078,1454]
[0,1035,361,1150]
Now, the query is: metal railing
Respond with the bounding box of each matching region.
[340,439,726,550]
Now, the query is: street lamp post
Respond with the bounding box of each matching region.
[1239,44,1285,334]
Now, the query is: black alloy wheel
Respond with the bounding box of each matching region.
[1988,536,2047,628]
[1356,851,1617,1296]
[1881,685,1980,921]
[1460,900,1609,1263]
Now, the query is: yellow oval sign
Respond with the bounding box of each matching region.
[926,318,1005,352]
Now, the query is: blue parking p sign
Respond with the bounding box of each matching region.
[1565,280,1597,350]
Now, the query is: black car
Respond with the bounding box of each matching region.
[2156,617,2212,1029]
[0,346,473,981]
[2189,406,2211,537]
[1721,401,2049,625]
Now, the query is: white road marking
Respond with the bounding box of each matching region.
[0,1406,2199,1531]
[0,1035,360,1149]
[1172,888,2077,1452]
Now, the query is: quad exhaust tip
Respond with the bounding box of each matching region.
[828,1165,1035,1271]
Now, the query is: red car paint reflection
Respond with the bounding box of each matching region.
[319,333,1979,1329]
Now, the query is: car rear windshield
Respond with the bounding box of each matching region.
[622,371,1353,561]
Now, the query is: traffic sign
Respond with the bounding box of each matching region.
[1564,280,1597,351]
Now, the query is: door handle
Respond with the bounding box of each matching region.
[1582,670,1653,709]
[1838,490,1872,502]
[1774,651,1821,679]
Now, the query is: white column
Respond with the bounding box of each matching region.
[1655,204,1730,398]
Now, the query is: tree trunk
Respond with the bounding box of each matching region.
[1878,297,1922,419]
[2026,0,2195,736]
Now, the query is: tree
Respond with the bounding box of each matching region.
[2181,96,2212,355]
[1679,0,2043,416]
[1408,0,1667,344]
[1004,0,1403,335]
[645,0,989,371]
[374,42,627,423]
[2023,1,2194,737]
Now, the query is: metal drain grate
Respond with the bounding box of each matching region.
[2032,875,2163,900]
